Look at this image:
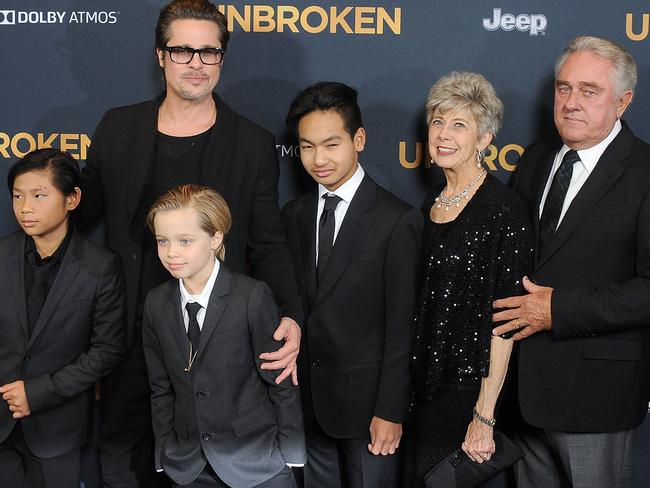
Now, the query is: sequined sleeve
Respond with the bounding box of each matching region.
[492,203,535,338]
[411,177,534,400]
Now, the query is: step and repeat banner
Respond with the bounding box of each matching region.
[2,0,650,486]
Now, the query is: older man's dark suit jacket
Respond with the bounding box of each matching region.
[0,230,126,458]
[142,265,306,488]
[510,122,650,433]
[282,175,423,438]
[77,93,301,342]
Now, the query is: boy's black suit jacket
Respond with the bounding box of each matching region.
[283,174,423,438]
[0,230,126,457]
[510,122,650,432]
[142,265,306,488]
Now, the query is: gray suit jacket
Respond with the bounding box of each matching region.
[0,230,126,458]
[142,265,306,487]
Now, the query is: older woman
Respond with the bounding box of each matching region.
[402,72,534,486]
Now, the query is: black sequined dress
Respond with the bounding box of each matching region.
[402,174,534,487]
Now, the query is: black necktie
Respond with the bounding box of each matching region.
[185,302,202,352]
[539,150,580,254]
[318,194,342,283]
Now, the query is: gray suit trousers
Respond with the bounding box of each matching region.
[514,423,636,488]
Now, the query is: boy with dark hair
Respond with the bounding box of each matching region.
[283,82,423,487]
[0,148,126,488]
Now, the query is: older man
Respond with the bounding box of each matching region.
[493,36,650,487]
[77,1,302,486]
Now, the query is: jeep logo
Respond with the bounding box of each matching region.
[483,8,547,36]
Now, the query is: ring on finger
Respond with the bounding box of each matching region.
[515,319,521,329]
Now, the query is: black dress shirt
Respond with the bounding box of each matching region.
[24,226,72,334]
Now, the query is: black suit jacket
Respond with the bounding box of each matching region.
[511,122,650,432]
[77,93,301,341]
[283,175,423,438]
[142,265,306,487]
[0,230,126,457]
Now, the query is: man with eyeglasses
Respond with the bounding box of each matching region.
[76,1,303,487]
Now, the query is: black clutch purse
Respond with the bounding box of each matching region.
[423,431,524,488]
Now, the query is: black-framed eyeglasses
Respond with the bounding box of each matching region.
[162,46,225,65]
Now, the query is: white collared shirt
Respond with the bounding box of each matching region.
[179,258,221,331]
[538,120,622,227]
[315,164,365,265]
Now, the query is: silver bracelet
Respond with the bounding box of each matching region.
[472,406,496,427]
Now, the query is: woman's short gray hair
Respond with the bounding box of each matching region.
[425,71,503,138]
[555,36,637,98]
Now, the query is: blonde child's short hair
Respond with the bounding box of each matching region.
[147,184,231,260]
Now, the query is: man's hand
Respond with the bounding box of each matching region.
[0,380,31,419]
[368,417,402,456]
[462,418,495,463]
[492,277,553,340]
[259,317,301,385]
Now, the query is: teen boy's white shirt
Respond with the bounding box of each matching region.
[315,163,365,264]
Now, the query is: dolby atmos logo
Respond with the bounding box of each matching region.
[0,9,119,25]
[0,9,16,24]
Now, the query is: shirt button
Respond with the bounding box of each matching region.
[195,391,205,400]
[131,253,138,262]
[312,359,320,367]
[202,433,211,441]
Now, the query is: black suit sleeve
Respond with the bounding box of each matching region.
[141,293,175,472]
[247,281,306,464]
[76,112,110,232]
[374,207,423,423]
[246,138,303,324]
[552,187,650,337]
[24,254,126,414]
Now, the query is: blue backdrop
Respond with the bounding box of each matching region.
[2,1,650,486]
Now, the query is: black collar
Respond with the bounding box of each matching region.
[25,225,73,266]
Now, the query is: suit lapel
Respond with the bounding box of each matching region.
[126,96,162,231]
[200,95,233,195]
[530,148,557,237]
[7,233,28,338]
[296,192,318,308]
[315,176,376,304]
[161,284,190,364]
[26,232,83,349]
[195,265,231,360]
[536,125,632,269]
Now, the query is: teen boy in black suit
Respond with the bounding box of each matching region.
[283,82,422,487]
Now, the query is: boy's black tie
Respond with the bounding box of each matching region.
[186,302,202,352]
[318,194,342,283]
